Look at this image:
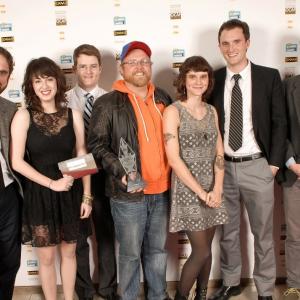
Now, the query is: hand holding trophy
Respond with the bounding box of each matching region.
[118,137,146,192]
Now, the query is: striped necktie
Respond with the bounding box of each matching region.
[83,93,94,136]
[228,74,243,151]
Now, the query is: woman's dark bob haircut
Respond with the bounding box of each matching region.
[22,56,67,111]
[174,55,214,102]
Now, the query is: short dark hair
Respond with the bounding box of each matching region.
[73,44,102,66]
[0,46,14,75]
[174,56,214,102]
[22,57,67,111]
[218,19,250,42]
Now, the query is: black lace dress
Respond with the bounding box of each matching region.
[22,108,83,247]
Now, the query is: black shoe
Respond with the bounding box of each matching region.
[258,296,273,300]
[208,285,241,300]
[194,287,208,300]
[174,291,188,300]
[104,295,120,300]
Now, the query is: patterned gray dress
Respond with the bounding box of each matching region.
[169,101,228,232]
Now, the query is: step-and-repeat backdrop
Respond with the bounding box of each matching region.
[1,0,299,286]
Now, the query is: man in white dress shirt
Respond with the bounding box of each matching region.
[66,44,117,300]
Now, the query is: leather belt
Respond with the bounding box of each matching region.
[224,153,264,163]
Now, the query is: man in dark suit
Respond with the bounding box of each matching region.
[0,47,22,300]
[278,75,300,300]
[208,19,287,300]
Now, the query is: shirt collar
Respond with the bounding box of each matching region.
[74,84,99,100]
[226,60,251,82]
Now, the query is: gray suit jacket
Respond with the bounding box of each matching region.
[278,75,300,186]
[0,96,22,193]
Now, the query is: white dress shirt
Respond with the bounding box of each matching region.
[0,139,14,187]
[66,84,107,113]
[224,61,262,157]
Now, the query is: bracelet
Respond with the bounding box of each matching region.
[48,180,53,189]
[82,194,94,206]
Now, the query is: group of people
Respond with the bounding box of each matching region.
[0,18,299,300]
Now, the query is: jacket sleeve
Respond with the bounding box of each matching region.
[87,98,126,179]
[154,87,173,105]
[269,69,287,167]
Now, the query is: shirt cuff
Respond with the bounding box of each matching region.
[286,157,296,168]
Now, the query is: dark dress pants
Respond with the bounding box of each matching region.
[0,183,21,300]
[75,171,117,299]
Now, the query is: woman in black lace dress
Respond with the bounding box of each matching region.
[11,57,92,300]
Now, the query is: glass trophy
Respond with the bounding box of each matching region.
[118,137,146,192]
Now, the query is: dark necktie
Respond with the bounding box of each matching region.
[228,74,243,151]
[83,93,94,136]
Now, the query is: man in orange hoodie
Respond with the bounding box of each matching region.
[88,41,172,300]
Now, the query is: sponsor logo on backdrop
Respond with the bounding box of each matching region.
[285,0,296,14]
[113,0,121,7]
[8,89,20,98]
[0,22,12,32]
[173,48,185,58]
[114,30,127,36]
[27,260,38,267]
[56,11,67,26]
[54,0,68,6]
[0,4,6,14]
[62,68,73,74]
[285,56,298,62]
[285,43,298,52]
[229,10,241,19]
[173,62,183,68]
[170,4,181,20]
[60,55,72,64]
[114,16,126,25]
[28,270,39,276]
[1,36,14,42]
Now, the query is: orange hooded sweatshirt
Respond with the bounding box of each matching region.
[113,80,170,194]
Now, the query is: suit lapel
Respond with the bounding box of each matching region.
[214,68,226,135]
[291,78,300,123]
[250,63,263,138]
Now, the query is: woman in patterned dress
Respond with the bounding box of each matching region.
[10,57,92,300]
[163,56,228,300]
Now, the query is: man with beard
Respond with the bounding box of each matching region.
[0,46,22,300]
[88,41,172,300]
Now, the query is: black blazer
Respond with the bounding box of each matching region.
[209,63,287,168]
[278,75,300,186]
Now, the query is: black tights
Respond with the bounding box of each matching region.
[178,227,216,297]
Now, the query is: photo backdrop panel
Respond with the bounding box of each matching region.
[1,0,299,285]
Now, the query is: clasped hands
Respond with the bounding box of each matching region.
[199,190,222,208]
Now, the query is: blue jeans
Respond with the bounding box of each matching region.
[110,192,169,300]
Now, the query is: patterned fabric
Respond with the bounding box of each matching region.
[169,101,228,232]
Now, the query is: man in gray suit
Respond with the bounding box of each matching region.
[208,19,286,300]
[0,46,22,300]
[278,75,300,300]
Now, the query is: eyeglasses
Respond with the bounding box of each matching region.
[121,59,152,67]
